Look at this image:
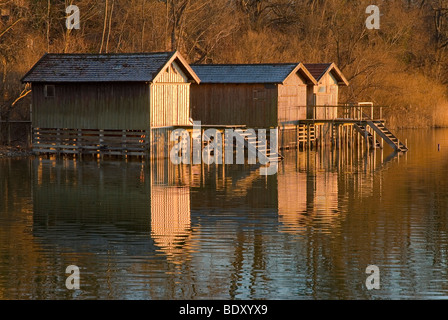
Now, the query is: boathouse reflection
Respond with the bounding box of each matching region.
[32,158,194,265]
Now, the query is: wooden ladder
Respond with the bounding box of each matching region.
[366,120,408,152]
[353,123,382,148]
[236,130,284,163]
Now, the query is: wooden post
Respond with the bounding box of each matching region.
[296,124,299,150]
[221,129,225,165]
[361,126,364,152]
[307,124,310,150]
[56,128,61,157]
[338,124,341,150]
[318,124,322,149]
[27,123,32,149]
[77,129,82,158]
[190,128,194,165]
[7,121,11,146]
[329,123,332,148]
[122,130,127,158]
[99,129,104,160]
[365,129,370,153]
[373,130,376,149]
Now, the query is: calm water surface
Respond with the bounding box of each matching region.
[0,129,447,300]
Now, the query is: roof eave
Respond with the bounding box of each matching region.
[326,63,349,86]
[152,50,201,84]
[283,63,318,86]
[21,52,48,83]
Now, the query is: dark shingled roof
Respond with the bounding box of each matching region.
[190,63,301,84]
[303,63,332,82]
[22,52,178,83]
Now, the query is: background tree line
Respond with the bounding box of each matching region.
[1,0,448,144]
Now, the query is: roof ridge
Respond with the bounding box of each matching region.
[21,51,191,83]
[191,63,300,67]
[304,62,333,65]
[44,51,176,56]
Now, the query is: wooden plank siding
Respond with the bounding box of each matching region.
[150,83,190,127]
[190,83,278,128]
[32,82,150,130]
[151,61,191,127]
[314,72,340,119]
[278,72,309,123]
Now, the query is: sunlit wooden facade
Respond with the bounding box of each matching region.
[304,63,349,119]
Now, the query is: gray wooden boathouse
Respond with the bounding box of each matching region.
[21,51,200,157]
[190,63,317,128]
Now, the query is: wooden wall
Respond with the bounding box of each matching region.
[151,61,191,127]
[150,84,190,127]
[32,82,150,130]
[190,83,278,128]
[32,61,192,131]
[277,73,309,122]
[314,72,340,119]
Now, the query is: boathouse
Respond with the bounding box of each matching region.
[303,63,349,119]
[21,51,200,156]
[190,63,317,128]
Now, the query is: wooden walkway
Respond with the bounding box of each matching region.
[279,118,408,153]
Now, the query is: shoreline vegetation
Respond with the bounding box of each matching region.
[2,0,448,146]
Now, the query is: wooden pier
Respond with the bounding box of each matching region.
[279,103,408,153]
[31,104,407,160]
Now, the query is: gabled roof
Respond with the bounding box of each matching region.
[21,51,200,84]
[304,63,349,86]
[190,63,317,85]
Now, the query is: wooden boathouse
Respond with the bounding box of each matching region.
[191,61,408,153]
[190,63,317,128]
[21,51,200,157]
[304,63,349,119]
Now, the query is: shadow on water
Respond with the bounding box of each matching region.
[0,128,448,299]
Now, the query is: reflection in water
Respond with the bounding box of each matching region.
[0,129,448,299]
[278,149,341,235]
[151,186,191,265]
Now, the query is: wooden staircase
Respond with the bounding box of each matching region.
[236,130,284,163]
[353,123,381,149]
[366,120,408,152]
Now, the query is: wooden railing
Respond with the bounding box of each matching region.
[33,128,150,156]
[278,103,384,121]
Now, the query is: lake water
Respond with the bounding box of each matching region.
[0,129,447,300]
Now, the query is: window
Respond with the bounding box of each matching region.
[44,85,55,98]
[253,89,266,101]
[318,86,326,93]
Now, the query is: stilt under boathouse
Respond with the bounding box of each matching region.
[21,51,201,158]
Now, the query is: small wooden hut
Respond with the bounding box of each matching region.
[21,51,200,156]
[303,63,349,119]
[190,63,317,128]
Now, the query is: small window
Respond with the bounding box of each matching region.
[318,86,326,93]
[44,85,55,98]
[253,89,266,101]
